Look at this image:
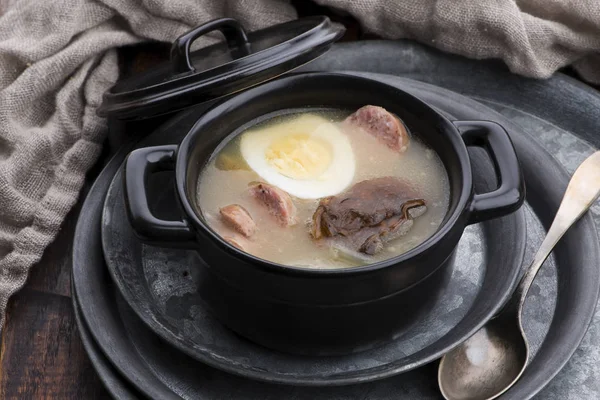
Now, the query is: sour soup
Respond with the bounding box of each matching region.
[196,106,450,269]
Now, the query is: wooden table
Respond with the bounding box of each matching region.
[0,185,109,399]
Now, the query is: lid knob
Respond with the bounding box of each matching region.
[170,18,251,74]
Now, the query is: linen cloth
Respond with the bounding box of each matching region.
[0,0,599,329]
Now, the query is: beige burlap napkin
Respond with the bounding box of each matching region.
[0,0,296,328]
[317,0,600,84]
[0,0,598,329]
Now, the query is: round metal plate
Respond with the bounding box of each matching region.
[73,42,600,399]
[102,152,524,386]
[72,288,140,400]
[74,70,598,398]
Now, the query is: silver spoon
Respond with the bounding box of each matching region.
[438,151,600,400]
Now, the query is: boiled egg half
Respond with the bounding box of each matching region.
[240,114,356,199]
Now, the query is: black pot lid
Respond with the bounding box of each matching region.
[98,16,345,120]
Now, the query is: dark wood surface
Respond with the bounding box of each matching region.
[0,193,110,399]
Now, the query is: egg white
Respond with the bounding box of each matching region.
[240,116,356,199]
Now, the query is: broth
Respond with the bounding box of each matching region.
[196,108,450,269]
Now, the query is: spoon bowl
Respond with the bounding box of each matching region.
[438,311,528,400]
[439,150,600,400]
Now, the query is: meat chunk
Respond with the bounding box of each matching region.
[223,235,246,251]
[353,203,426,255]
[219,204,256,238]
[311,177,427,255]
[344,105,409,152]
[248,182,297,226]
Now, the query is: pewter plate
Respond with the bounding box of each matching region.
[72,284,139,400]
[73,43,600,399]
[74,72,599,399]
[100,110,525,386]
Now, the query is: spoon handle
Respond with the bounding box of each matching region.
[511,151,600,314]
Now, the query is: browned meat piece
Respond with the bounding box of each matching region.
[219,204,257,238]
[344,105,410,152]
[248,182,297,226]
[311,177,427,255]
[223,235,245,251]
[354,203,427,255]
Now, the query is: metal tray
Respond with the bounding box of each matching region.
[73,65,600,398]
[100,158,524,385]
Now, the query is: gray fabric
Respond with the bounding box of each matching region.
[317,0,600,84]
[0,0,598,329]
[0,0,297,328]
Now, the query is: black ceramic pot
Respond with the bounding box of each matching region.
[123,72,525,355]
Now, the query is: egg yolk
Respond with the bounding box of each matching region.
[265,133,332,180]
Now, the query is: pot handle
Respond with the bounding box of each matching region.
[454,120,525,224]
[170,18,251,73]
[123,145,196,246]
